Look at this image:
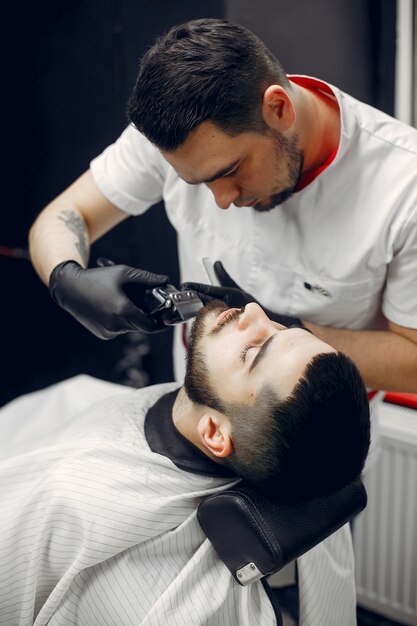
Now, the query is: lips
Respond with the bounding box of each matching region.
[233,199,257,208]
[216,308,239,326]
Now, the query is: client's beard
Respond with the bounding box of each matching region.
[184,300,227,413]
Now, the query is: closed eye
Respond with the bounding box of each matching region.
[240,343,253,362]
[223,166,239,178]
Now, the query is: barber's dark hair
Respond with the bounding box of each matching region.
[127,18,291,150]
[222,352,371,503]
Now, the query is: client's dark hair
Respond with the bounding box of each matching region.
[223,352,371,503]
[127,18,290,150]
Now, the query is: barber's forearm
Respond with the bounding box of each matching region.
[29,202,90,285]
[29,170,129,285]
[303,322,417,392]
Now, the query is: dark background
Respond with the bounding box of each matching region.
[1,0,396,407]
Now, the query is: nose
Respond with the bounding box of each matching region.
[207,179,240,210]
[237,302,271,334]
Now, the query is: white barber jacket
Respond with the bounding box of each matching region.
[0,376,357,625]
[90,75,417,381]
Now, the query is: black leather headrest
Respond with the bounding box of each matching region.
[197,479,367,585]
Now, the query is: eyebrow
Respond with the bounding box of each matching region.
[184,160,240,185]
[249,335,277,373]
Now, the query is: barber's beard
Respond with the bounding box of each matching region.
[254,131,304,213]
[184,300,227,413]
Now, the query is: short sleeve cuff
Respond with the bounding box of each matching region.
[382,301,417,329]
[90,154,154,216]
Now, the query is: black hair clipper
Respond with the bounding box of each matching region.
[146,284,203,326]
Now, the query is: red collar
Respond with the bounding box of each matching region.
[288,76,340,191]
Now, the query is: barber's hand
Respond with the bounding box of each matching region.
[181,261,304,328]
[49,258,170,338]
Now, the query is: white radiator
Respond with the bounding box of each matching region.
[353,399,417,626]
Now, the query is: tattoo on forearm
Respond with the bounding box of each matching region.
[58,209,89,265]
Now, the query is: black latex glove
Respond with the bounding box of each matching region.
[181,261,304,328]
[49,257,170,338]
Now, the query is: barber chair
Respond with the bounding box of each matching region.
[197,478,367,624]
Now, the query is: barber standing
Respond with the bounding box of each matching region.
[29,18,417,394]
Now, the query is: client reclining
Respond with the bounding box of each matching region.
[0,301,370,625]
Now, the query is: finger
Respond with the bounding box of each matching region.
[196,293,217,305]
[180,282,227,299]
[181,281,215,294]
[96,257,116,267]
[123,302,165,333]
[126,266,169,286]
[181,283,234,306]
[213,261,240,289]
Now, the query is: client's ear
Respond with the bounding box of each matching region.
[198,413,233,458]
